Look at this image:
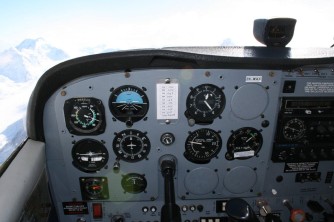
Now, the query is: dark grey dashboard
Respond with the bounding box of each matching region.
[28,47,334,222]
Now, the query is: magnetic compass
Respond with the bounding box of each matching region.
[226,127,263,160]
[113,129,151,162]
[109,85,149,126]
[72,139,109,173]
[64,98,105,135]
[185,84,225,123]
[184,128,222,163]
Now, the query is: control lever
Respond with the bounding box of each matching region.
[256,200,282,222]
[159,155,181,222]
[225,198,260,222]
[283,199,306,222]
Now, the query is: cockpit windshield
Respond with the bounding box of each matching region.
[0,0,333,167]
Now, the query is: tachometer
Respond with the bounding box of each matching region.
[64,98,105,135]
[80,177,109,200]
[185,84,225,124]
[113,129,151,162]
[184,128,222,163]
[109,85,149,126]
[226,127,263,160]
[72,139,109,173]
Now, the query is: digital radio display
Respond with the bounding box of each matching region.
[285,100,334,109]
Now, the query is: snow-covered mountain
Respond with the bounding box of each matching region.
[0,38,69,82]
[0,38,70,165]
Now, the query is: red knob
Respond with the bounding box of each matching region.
[290,209,306,222]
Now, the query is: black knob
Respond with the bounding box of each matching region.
[307,200,324,213]
[225,198,260,222]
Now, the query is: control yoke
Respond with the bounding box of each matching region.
[159,155,181,222]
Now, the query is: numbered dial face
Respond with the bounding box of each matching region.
[186,84,225,122]
[121,173,147,194]
[283,118,306,141]
[184,128,222,163]
[226,127,263,160]
[80,177,109,200]
[109,85,149,125]
[64,98,105,135]
[72,139,109,172]
[113,129,151,162]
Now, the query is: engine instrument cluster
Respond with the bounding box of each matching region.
[40,48,334,222]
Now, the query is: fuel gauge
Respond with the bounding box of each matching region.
[121,173,147,194]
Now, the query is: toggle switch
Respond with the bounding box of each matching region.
[92,203,103,219]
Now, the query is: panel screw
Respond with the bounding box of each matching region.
[269,71,275,77]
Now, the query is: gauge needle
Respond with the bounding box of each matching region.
[84,115,99,121]
[190,141,202,145]
[204,100,213,110]
[285,126,301,132]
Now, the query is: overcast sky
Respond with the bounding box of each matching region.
[0,0,333,55]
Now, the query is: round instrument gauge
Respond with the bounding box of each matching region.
[184,128,222,163]
[85,178,103,196]
[80,177,109,200]
[72,139,109,172]
[186,84,225,123]
[121,173,147,194]
[64,98,105,135]
[109,85,149,126]
[283,118,306,141]
[113,129,151,162]
[226,127,263,160]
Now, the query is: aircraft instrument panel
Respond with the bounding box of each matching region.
[32,47,334,222]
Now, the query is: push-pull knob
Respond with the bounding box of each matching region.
[256,200,282,222]
[225,198,260,222]
[283,199,306,222]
